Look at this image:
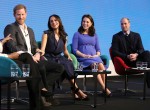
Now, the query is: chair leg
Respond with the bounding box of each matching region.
[111,75,136,95]
[83,75,94,94]
[82,75,101,95]
[1,81,29,108]
[14,81,29,104]
[83,75,87,91]
[15,81,19,99]
[125,74,127,96]
[123,75,136,95]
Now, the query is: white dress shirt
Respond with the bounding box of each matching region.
[0,42,8,57]
[19,24,32,55]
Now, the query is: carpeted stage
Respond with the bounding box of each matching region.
[1,74,150,110]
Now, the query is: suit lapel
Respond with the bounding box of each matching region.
[119,32,128,53]
[14,22,27,46]
[27,28,33,49]
[128,32,135,51]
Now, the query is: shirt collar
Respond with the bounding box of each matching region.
[123,30,130,36]
[18,23,27,30]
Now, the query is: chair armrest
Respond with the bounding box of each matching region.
[113,57,130,75]
[114,57,130,69]
[100,55,109,69]
[69,53,78,70]
[0,56,22,77]
[67,44,72,53]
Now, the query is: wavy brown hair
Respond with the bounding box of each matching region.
[48,14,67,43]
[78,14,95,36]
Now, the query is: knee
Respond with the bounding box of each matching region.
[20,53,32,60]
[58,65,65,73]
[23,53,31,57]
[142,50,150,56]
[38,65,45,73]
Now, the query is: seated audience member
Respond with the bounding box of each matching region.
[40,14,88,100]
[3,4,64,109]
[0,34,19,58]
[111,17,150,87]
[0,34,58,109]
[72,14,112,97]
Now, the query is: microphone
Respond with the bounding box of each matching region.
[25,33,29,36]
[24,31,28,37]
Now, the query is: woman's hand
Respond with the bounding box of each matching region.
[82,54,92,58]
[82,54,99,58]
[36,49,45,56]
[1,34,12,45]
[41,50,45,56]
[8,52,19,59]
[68,56,72,61]
[90,55,99,58]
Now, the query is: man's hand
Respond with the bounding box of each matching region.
[127,53,138,61]
[32,53,40,63]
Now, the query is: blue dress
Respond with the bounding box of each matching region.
[72,32,103,68]
[44,30,74,80]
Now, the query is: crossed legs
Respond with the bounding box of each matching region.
[92,63,111,96]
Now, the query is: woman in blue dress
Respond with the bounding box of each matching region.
[40,14,88,100]
[72,14,111,97]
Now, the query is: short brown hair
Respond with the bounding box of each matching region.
[13,4,27,15]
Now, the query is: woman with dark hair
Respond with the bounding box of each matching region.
[72,14,111,97]
[40,14,88,100]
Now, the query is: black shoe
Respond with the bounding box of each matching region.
[80,96,89,101]
[71,87,89,101]
[100,91,112,98]
[47,97,60,106]
[107,93,112,98]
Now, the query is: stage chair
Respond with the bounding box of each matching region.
[109,47,142,96]
[36,41,78,91]
[0,56,29,104]
[67,44,110,92]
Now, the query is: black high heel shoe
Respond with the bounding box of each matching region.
[41,90,53,97]
[101,90,112,98]
[71,87,80,100]
[71,87,89,101]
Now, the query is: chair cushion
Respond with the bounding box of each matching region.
[0,56,22,84]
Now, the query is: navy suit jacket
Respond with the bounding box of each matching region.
[4,22,38,54]
[111,31,144,60]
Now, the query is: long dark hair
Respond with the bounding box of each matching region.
[78,14,95,36]
[48,14,67,43]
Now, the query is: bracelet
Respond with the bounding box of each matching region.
[36,51,42,55]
